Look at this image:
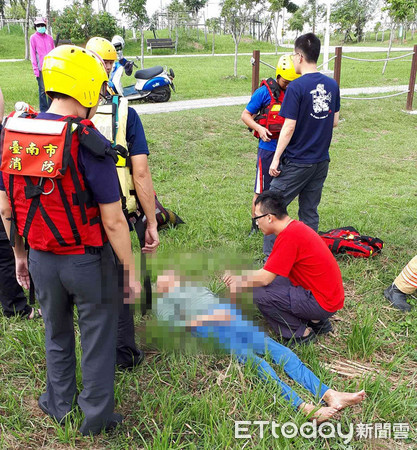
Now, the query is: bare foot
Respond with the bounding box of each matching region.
[323,389,366,411]
[299,403,339,424]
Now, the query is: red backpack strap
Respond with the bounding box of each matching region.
[260,78,281,103]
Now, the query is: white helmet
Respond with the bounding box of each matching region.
[111,35,125,52]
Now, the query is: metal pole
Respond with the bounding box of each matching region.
[333,46,342,86]
[252,50,260,94]
[406,44,417,111]
[323,0,331,71]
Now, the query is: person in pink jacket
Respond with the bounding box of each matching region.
[29,17,55,112]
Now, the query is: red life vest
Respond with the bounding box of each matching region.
[1,114,107,255]
[253,78,285,140]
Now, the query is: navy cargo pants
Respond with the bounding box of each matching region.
[29,243,120,436]
[263,159,329,256]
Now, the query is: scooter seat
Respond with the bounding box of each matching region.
[134,66,164,80]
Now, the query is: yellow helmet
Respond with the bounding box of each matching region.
[86,37,117,61]
[42,45,108,108]
[276,54,300,81]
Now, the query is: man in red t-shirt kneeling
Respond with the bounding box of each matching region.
[224,191,344,345]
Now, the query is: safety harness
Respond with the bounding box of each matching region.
[1,113,119,255]
[252,78,285,140]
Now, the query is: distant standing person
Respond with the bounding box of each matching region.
[30,17,55,112]
[241,55,299,238]
[265,33,340,257]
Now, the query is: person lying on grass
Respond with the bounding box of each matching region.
[154,271,365,423]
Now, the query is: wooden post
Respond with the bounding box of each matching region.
[252,50,260,94]
[333,46,342,86]
[406,44,417,111]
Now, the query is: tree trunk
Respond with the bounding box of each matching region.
[175,24,178,55]
[140,26,144,69]
[212,30,215,56]
[24,0,30,60]
[234,37,238,77]
[382,24,394,74]
[46,0,51,35]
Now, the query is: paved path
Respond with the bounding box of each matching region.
[130,85,412,115]
[0,45,413,63]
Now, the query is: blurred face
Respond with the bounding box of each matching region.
[103,59,114,76]
[277,76,291,90]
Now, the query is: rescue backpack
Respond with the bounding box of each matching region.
[251,78,285,140]
[0,113,119,254]
[93,96,184,231]
[319,227,384,258]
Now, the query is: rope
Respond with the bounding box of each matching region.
[259,59,276,70]
[317,55,337,69]
[342,52,415,63]
[341,90,409,100]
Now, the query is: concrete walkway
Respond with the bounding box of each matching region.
[130,85,413,115]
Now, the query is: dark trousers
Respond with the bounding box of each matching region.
[29,244,119,435]
[36,72,51,113]
[0,239,31,317]
[117,302,142,368]
[253,276,334,339]
[263,159,329,256]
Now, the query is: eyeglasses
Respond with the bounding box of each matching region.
[291,52,303,61]
[253,213,274,222]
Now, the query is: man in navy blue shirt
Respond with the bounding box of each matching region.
[265,33,340,256]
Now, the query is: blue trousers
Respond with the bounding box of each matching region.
[194,304,329,409]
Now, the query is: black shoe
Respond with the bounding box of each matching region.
[248,219,259,237]
[282,330,317,348]
[80,412,124,436]
[307,318,333,335]
[384,284,411,311]
[117,348,145,370]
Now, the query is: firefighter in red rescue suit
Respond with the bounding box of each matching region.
[0,45,140,435]
[241,54,299,241]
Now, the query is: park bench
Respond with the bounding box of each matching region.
[146,38,175,54]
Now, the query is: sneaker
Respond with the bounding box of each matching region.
[307,318,333,335]
[384,284,411,311]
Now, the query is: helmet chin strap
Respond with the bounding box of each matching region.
[85,108,91,119]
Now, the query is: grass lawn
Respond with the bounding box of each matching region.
[0,93,416,448]
[0,50,415,113]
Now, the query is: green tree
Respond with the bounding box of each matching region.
[330,0,377,42]
[184,0,208,40]
[303,0,326,34]
[168,0,190,53]
[221,0,263,77]
[53,1,96,40]
[288,7,306,36]
[120,0,148,67]
[269,0,298,54]
[383,0,417,41]
[5,0,37,19]
[205,16,220,55]
[92,11,119,40]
